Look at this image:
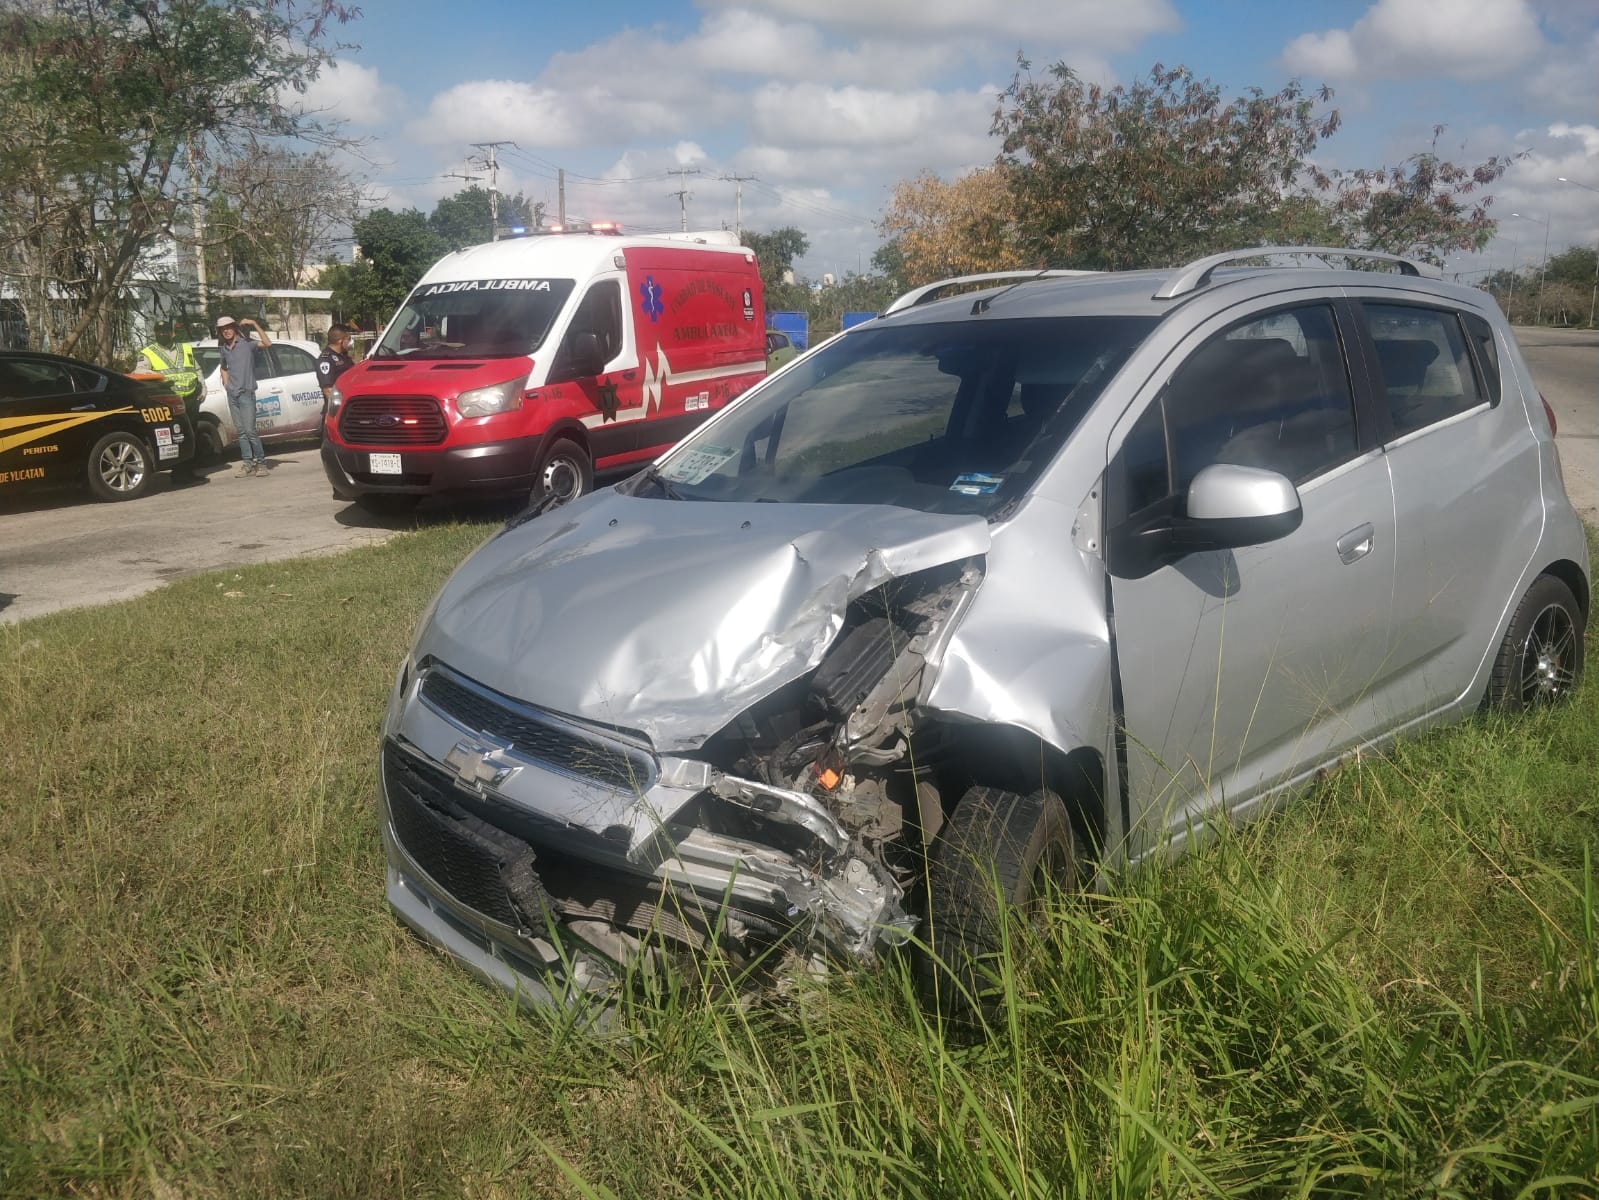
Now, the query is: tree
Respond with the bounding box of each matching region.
[204,144,365,289]
[742,227,809,293]
[0,0,357,361]
[885,58,1516,278]
[323,208,445,329]
[878,168,1023,286]
[429,186,541,250]
[1325,128,1515,263]
[991,61,1340,270]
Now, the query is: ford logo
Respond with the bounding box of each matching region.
[376,414,401,428]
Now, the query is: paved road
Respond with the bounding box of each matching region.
[1513,326,1598,525]
[0,446,434,625]
[2,329,1595,626]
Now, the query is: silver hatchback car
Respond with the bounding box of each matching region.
[378,247,1589,1007]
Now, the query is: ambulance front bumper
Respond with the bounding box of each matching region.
[322,438,538,499]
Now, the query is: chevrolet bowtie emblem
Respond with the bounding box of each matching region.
[442,738,516,789]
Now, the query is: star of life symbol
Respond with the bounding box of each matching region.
[639,275,664,323]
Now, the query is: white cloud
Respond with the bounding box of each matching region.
[1525,29,1599,113]
[407,77,717,149]
[698,0,1181,49]
[289,59,403,126]
[1283,0,1546,81]
[750,83,992,152]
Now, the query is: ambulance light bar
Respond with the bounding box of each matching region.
[527,220,623,236]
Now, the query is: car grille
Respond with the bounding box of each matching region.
[384,746,524,930]
[339,396,447,445]
[420,666,656,792]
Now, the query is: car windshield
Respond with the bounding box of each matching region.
[193,347,220,377]
[644,315,1157,515]
[372,278,578,359]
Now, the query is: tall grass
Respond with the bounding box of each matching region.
[1,520,1595,1197]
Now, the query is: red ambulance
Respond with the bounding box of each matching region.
[321,226,767,508]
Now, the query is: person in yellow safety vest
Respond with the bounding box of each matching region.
[137,342,203,403]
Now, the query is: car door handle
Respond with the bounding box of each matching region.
[1337,523,1375,565]
[71,403,95,411]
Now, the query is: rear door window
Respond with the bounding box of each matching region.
[1364,303,1486,438]
[272,344,317,376]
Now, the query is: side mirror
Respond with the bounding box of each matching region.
[568,332,606,378]
[1107,462,1304,579]
[1179,463,1302,549]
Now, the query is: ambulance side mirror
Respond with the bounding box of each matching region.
[568,332,606,378]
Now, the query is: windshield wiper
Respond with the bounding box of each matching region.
[635,465,689,500]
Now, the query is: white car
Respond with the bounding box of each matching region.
[192,337,326,457]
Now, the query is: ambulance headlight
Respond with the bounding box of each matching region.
[456,379,524,417]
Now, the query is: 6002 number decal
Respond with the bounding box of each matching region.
[141,405,173,423]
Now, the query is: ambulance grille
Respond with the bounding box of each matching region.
[339,396,447,445]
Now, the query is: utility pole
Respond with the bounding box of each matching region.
[558,168,566,227]
[668,167,701,232]
[719,173,758,237]
[471,141,516,240]
[189,139,208,319]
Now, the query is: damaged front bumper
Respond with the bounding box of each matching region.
[380,660,912,1005]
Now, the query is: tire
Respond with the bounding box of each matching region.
[532,437,593,508]
[195,419,226,464]
[86,431,153,502]
[920,785,1079,1027]
[1485,575,1585,711]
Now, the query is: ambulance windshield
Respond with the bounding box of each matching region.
[373,278,578,359]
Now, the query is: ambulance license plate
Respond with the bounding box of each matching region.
[370,453,402,475]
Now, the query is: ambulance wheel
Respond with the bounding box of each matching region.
[534,438,592,508]
[86,431,153,501]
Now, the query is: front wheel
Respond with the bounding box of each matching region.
[1485,575,1585,711]
[86,431,153,501]
[532,437,593,509]
[919,785,1079,1027]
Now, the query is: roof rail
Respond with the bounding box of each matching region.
[1153,246,1440,299]
[883,269,1097,315]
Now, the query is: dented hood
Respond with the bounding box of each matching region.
[414,490,990,751]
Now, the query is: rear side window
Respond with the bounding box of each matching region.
[273,344,317,375]
[1365,304,1485,439]
[1462,312,1501,404]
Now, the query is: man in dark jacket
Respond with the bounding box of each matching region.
[316,324,355,420]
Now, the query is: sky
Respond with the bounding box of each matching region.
[299,0,1599,284]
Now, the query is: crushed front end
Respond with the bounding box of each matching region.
[381,558,982,1006]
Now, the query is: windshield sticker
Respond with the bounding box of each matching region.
[640,275,664,323]
[662,444,736,485]
[950,472,1004,496]
[417,279,553,296]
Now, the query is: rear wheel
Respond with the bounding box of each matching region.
[920,785,1079,1027]
[86,431,153,501]
[1486,575,1585,711]
[195,419,226,464]
[532,437,593,508]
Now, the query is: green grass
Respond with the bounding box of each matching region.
[1,521,1596,1198]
